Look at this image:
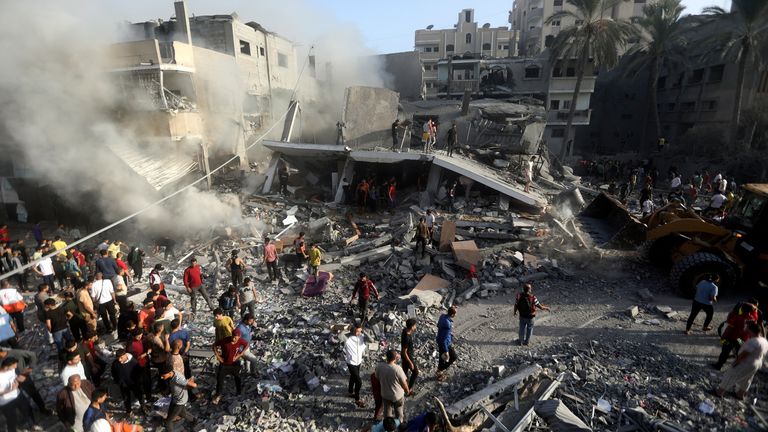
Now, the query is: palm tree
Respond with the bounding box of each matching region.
[546,0,636,159]
[622,0,690,154]
[703,0,768,149]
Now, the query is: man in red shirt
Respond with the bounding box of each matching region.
[263,237,278,282]
[183,258,214,314]
[350,273,380,323]
[714,299,761,370]
[388,182,397,212]
[212,328,248,404]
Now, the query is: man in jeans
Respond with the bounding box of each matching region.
[374,349,411,423]
[263,238,278,282]
[343,324,366,408]
[235,314,258,375]
[183,258,214,314]
[685,275,719,335]
[212,328,247,405]
[400,318,419,390]
[435,306,457,381]
[90,273,117,333]
[160,364,197,432]
[514,284,551,346]
[44,298,71,354]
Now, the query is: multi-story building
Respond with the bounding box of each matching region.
[510,0,643,57]
[112,1,311,183]
[434,55,596,155]
[414,9,516,98]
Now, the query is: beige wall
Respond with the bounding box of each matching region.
[111,40,161,68]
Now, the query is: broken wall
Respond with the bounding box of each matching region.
[342,86,399,147]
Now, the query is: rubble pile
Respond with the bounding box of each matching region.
[502,339,768,432]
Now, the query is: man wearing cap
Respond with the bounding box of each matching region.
[183,258,214,314]
[212,328,248,404]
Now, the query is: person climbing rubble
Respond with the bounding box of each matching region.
[350,273,379,323]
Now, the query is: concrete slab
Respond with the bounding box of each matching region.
[439,220,457,252]
[451,240,481,270]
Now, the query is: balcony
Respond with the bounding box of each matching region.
[546,109,592,125]
[438,79,480,96]
[527,7,543,22]
[111,40,195,72]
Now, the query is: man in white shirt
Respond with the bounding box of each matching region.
[670,174,682,190]
[0,356,27,432]
[90,273,117,333]
[642,198,654,218]
[61,352,87,386]
[34,255,57,292]
[343,324,366,408]
[710,192,727,210]
[719,178,728,193]
[425,210,437,246]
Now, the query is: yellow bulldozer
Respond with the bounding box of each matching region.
[580,184,768,297]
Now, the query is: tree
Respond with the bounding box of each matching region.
[703,0,768,149]
[622,0,690,154]
[546,0,636,159]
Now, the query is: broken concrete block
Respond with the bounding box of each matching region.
[492,365,505,377]
[626,306,639,318]
[637,288,654,302]
[501,277,520,289]
[655,305,673,314]
[367,342,379,352]
[482,282,502,291]
[451,240,480,270]
[518,272,549,283]
[309,216,330,232]
[498,196,510,211]
[439,221,457,252]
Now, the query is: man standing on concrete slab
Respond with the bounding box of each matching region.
[514,283,550,346]
[375,349,411,423]
[425,210,436,247]
[351,273,379,323]
[446,123,458,157]
[401,318,419,390]
[263,239,278,282]
[183,258,214,314]
[685,275,718,335]
[436,306,457,381]
[415,218,428,259]
[344,324,367,408]
[391,119,401,151]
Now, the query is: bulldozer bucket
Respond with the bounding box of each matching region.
[578,192,647,249]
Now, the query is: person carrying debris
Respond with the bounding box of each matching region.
[344,324,367,408]
[375,349,411,423]
[227,250,245,287]
[401,318,419,391]
[293,232,308,269]
[436,306,457,381]
[263,239,278,282]
[211,328,247,405]
[684,274,718,335]
[445,123,458,157]
[308,243,322,277]
[513,284,550,346]
[415,217,428,258]
[183,258,215,314]
[350,273,380,323]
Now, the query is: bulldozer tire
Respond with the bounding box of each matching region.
[670,252,735,298]
[648,236,685,269]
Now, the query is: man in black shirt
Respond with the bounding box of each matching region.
[94,250,118,280]
[44,298,71,354]
[391,119,401,151]
[400,318,418,390]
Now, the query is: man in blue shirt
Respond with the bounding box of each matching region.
[402,411,439,432]
[435,306,457,381]
[685,275,719,335]
[236,314,258,374]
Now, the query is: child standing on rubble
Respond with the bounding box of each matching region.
[308,243,322,277]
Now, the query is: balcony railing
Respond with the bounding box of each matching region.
[547,109,592,124]
[438,79,480,94]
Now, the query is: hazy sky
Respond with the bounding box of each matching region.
[108,0,732,54]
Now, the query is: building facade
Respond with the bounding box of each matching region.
[415,9,516,98]
[509,0,643,57]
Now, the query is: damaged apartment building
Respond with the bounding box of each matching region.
[110,0,317,190]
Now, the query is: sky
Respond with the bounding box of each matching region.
[107,0,732,54]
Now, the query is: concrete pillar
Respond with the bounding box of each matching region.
[174,1,192,46]
[262,154,280,194]
[426,163,442,194]
[334,157,355,203]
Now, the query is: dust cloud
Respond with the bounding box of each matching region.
[0,1,243,239]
